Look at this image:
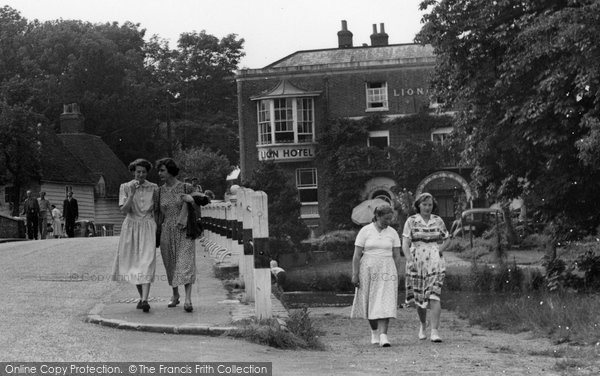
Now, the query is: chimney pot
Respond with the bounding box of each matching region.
[341,20,347,31]
[372,24,377,34]
[380,23,385,33]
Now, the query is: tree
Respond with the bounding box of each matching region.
[173,146,232,198]
[245,161,309,243]
[417,0,600,236]
[0,101,44,215]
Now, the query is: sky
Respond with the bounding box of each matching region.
[3,0,427,69]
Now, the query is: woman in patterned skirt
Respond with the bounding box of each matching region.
[402,192,451,342]
[156,158,208,313]
[351,205,402,347]
[111,159,158,313]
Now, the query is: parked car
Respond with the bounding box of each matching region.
[451,208,504,249]
[74,219,96,237]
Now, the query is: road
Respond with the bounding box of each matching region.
[0,237,586,375]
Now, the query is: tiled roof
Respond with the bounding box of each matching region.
[265,43,435,69]
[57,133,131,198]
[40,132,97,186]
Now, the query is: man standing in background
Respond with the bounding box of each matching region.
[63,191,78,238]
[38,192,52,239]
[22,190,40,240]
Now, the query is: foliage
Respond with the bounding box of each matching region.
[317,113,458,230]
[173,146,232,198]
[0,5,245,171]
[314,230,357,260]
[245,161,309,244]
[417,0,600,236]
[0,101,45,214]
[545,245,600,292]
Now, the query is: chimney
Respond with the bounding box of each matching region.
[59,103,84,133]
[337,20,353,48]
[370,23,389,47]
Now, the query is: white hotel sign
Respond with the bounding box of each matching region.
[257,144,316,162]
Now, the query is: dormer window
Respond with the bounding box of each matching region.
[366,82,388,111]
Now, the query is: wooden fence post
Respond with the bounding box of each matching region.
[252,190,271,319]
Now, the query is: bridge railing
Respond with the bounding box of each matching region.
[199,187,271,319]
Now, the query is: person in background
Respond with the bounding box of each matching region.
[156,158,209,313]
[111,159,158,313]
[38,192,52,239]
[351,205,402,347]
[22,190,40,240]
[402,192,451,343]
[63,191,78,238]
[51,204,63,238]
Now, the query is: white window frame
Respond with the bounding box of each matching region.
[365,82,389,112]
[367,130,390,148]
[296,168,318,204]
[431,127,454,145]
[256,98,315,145]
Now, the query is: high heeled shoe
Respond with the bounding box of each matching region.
[183,302,193,313]
[141,301,150,313]
[167,296,180,308]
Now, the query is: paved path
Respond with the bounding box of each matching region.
[1,236,596,375]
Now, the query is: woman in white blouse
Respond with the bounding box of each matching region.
[111,159,158,313]
[351,205,403,347]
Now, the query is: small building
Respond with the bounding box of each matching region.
[237,21,477,236]
[0,104,130,235]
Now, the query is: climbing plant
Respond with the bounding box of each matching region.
[317,112,459,230]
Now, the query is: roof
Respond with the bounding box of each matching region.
[236,44,436,79]
[40,132,97,186]
[250,80,321,101]
[57,133,131,198]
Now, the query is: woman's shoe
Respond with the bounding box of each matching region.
[379,334,391,347]
[136,300,143,309]
[167,296,180,308]
[430,329,442,342]
[141,301,150,313]
[184,302,193,313]
[418,325,427,340]
[370,330,379,345]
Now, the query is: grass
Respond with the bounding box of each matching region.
[225,308,325,350]
[445,290,600,345]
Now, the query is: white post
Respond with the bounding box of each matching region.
[239,188,255,300]
[252,190,271,319]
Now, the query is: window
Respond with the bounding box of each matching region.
[366,82,388,111]
[296,168,318,203]
[4,186,16,206]
[431,127,454,145]
[257,98,315,145]
[368,130,390,149]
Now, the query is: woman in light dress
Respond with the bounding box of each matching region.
[111,159,158,313]
[402,192,451,342]
[351,205,403,347]
[51,205,63,238]
[156,158,208,313]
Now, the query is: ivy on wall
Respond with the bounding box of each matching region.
[317,112,461,230]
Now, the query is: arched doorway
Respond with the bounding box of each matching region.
[415,171,473,228]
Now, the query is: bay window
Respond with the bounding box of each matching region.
[257,97,315,145]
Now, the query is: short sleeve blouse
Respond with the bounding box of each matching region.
[119,180,157,220]
[402,214,449,242]
[355,223,401,257]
